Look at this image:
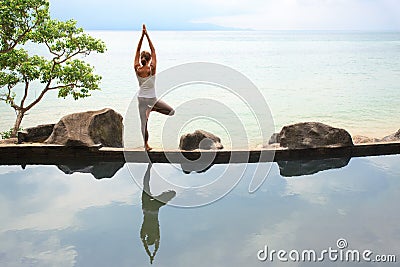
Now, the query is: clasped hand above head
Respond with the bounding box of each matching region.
[142,24,148,36]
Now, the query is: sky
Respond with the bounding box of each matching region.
[49,0,400,31]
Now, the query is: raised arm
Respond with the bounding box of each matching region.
[134,28,145,72]
[143,25,157,74]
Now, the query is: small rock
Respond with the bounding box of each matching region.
[179,130,223,151]
[381,129,400,142]
[181,162,213,174]
[268,133,280,144]
[352,135,380,144]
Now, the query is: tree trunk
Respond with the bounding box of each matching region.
[11,110,25,137]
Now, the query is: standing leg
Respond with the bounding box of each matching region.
[139,98,153,151]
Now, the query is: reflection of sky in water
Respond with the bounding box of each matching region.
[0,155,399,266]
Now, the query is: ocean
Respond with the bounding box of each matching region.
[1,31,399,148]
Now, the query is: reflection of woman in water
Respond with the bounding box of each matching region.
[140,163,176,264]
[134,24,175,151]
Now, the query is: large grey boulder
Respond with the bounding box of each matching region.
[179,130,223,151]
[278,122,353,149]
[45,108,123,147]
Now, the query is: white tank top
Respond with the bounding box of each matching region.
[136,71,156,98]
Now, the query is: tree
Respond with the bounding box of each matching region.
[0,0,49,53]
[0,0,106,137]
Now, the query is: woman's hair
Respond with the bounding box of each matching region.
[140,51,151,65]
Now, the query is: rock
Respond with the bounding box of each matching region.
[179,130,223,151]
[277,157,351,177]
[45,108,123,147]
[381,129,400,142]
[278,122,353,149]
[268,133,280,144]
[181,162,213,174]
[58,161,125,179]
[352,135,380,144]
[17,124,55,143]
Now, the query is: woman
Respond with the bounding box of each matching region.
[134,24,175,151]
[140,163,176,264]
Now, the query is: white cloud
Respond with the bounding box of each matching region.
[0,234,77,267]
[0,166,140,232]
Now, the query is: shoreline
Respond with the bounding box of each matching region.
[0,141,399,165]
[1,131,398,150]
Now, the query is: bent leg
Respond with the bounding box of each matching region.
[151,99,175,116]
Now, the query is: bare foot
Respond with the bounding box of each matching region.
[145,144,153,151]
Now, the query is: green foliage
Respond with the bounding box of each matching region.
[0,0,107,136]
[57,59,102,100]
[34,19,106,56]
[0,0,49,53]
[0,127,23,139]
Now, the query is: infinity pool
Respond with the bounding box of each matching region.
[0,155,399,266]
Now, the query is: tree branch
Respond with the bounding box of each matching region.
[0,24,33,54]
[58,49,82,64]
[0,41,19,54]
[25,59,57,111]
[47,83,77,90]
[0,5,43,54]
[45,41,62,58]
[20,77,29,108]
[2,84,20,110]
[25,86,48,111]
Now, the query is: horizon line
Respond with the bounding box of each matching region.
[81,28,400,32]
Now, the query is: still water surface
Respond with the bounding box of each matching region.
[0,155,399,266]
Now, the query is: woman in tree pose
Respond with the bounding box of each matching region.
[134,24,175,151]
[140,163,176,264]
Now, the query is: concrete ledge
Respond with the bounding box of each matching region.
[0,141,399,165]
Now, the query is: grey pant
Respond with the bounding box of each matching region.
[138,97,175,143]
